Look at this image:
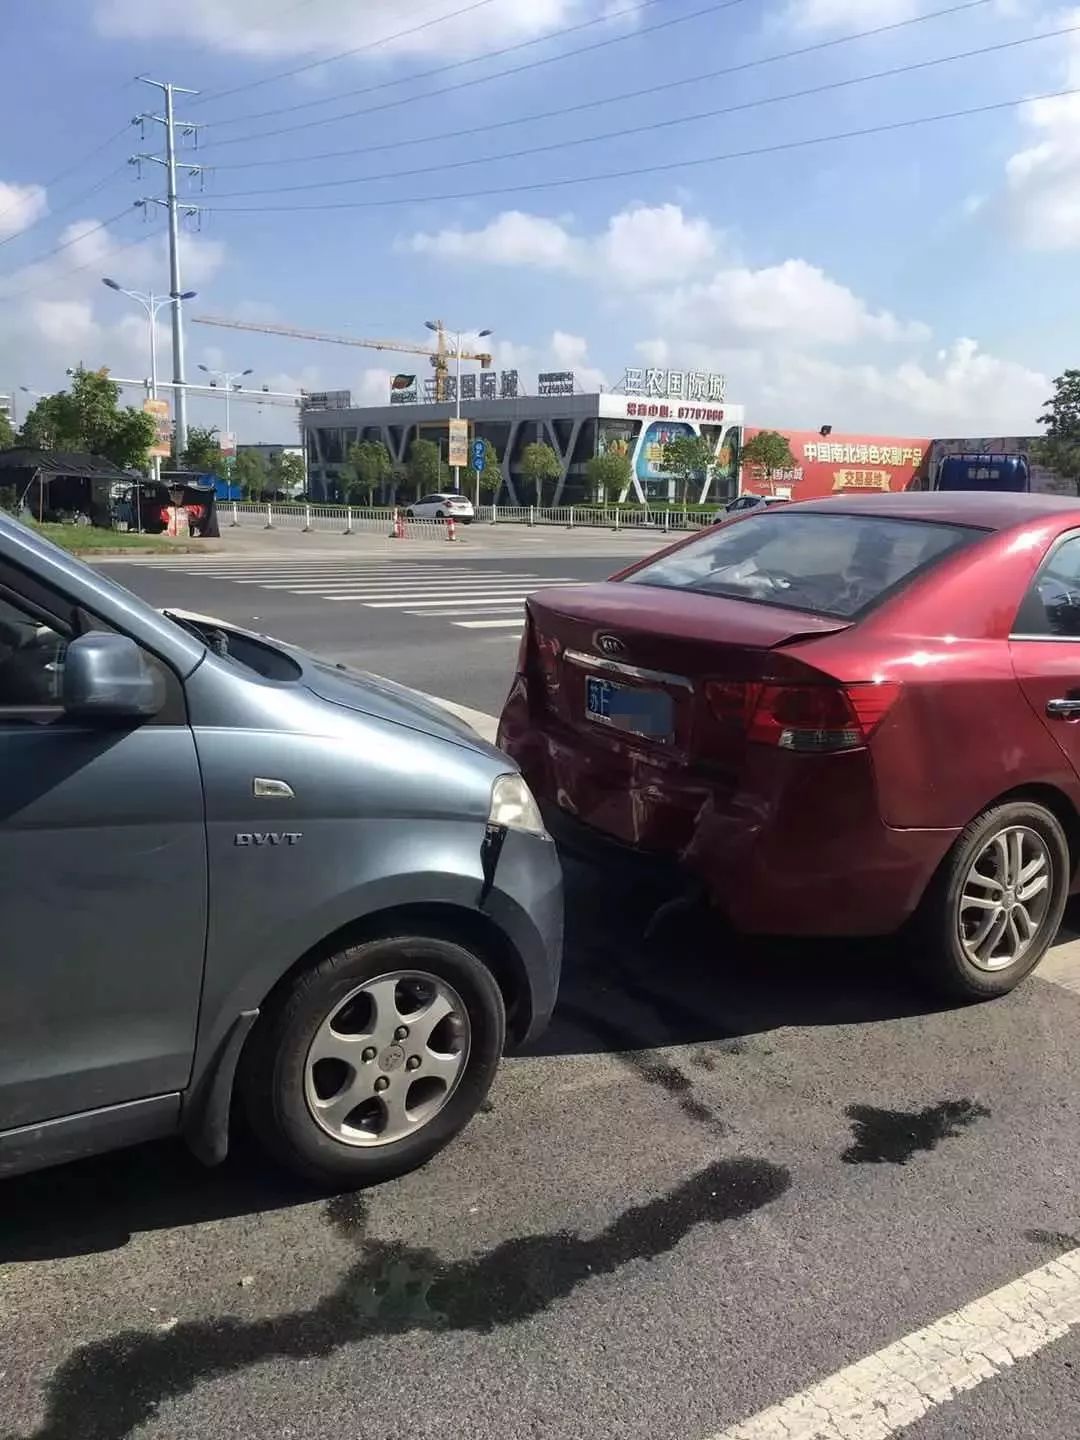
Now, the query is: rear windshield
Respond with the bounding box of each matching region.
[624,512,980,619]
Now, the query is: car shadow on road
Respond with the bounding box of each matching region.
[532,859,944,1061]
[0,1138,317,1265]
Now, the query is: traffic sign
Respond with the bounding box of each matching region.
[472,438,486,471]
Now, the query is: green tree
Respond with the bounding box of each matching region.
[233,449,268,500]
[406,437,442,499]
[585,449,632,504]
[0,408,14,450]
[1036,370,1080,494]
[520,441,561,507]
[345,438,392,504]
[181,425,225,473]
[269,451,307,497]
[740,430,797,494]
[658,433,717,505]
[19,366,155,469]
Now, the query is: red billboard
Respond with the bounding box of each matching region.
[740,428,930,501]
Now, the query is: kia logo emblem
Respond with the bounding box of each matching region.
[596,633,626,657]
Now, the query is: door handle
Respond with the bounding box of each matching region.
[1046,698,1080,718]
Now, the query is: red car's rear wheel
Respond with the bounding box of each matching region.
[911,799,1069,999]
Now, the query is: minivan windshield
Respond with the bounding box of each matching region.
[624,511,980,619]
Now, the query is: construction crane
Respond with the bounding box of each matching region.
[192,315,493,403]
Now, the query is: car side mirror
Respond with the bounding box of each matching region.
[62,633,165,722]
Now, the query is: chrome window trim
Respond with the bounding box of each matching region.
[563,649,693,690]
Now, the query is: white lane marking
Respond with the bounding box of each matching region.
[404,605,522,617]
[454,618,524,629]
[255,576,576,593]
[710,1248,1080,1440]
[277,585,567,602]
[348,594,534,609]
[422,694,499,742]
[208,570,486,581]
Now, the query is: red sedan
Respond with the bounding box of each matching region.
[498,492,1080,999]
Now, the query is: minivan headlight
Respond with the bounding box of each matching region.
[488,774,547,836]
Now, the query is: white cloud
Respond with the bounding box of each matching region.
[663,258,929,346]
[550,331,605,390]
[596,204,717,287]
[406,210,583,270]
[406,203,720,285]
[0,216,229,431]
[410,204,927,346]
[1005,13,1080,249]
[645,336,1047,434]
[0,180,47,241]
[92,0,599,61]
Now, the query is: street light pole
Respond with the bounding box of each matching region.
[103,277,197,529]
[197,365,253,457]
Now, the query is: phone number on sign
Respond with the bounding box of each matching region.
[626,402,726,421]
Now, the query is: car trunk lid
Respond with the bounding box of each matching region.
[511,583,858,851]
[526,582,852,761]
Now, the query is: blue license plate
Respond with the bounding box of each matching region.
[585,677,673,740]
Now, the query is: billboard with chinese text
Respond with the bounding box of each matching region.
[740,429,931,499]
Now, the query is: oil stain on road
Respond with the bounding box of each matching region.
[842,1099,991,1165]
[5,1157,790,1440]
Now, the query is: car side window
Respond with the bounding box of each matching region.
[0,591,69,718]
[0,561,187,726]
[1015,534,1080,638]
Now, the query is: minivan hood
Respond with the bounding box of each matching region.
[302,659,501,757]
[164,609,503,760]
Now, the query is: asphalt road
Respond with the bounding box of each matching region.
[5,539,1080,1439]
[98,549,625,716]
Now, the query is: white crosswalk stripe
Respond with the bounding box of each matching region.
[110,556,580,634]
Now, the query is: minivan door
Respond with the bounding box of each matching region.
[0,569,208,1133]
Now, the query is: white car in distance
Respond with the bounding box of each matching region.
[405,493,475,523]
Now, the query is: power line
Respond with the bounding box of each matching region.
[0,162,131,251]
[0,205,137,277]
[194,0,501,109]
[200,0,752,151]
[206,0,671,127]
[0,216,149,306]
[201,83,1080,213]
[206,0,991,172]
[209,15,1054,199]
[0,119,132,230]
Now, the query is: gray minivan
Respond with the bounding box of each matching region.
[0,515,562,1186]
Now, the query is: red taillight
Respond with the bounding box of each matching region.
[705,679,899,752]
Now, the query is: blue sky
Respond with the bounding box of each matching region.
[1,0,1077,442]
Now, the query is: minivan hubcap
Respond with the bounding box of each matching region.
[957,826,1052,971]
[305,970,470,1147]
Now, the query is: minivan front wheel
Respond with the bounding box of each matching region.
[241,934,505,1186]
[911,800,1069,1000]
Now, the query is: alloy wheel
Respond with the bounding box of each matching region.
[304,970,470,1146]
[957,825,1053,972]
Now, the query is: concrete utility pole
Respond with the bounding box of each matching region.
[133,78,202,460]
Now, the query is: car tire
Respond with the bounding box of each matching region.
[405,509,415,519]
[239,933,506,1187]
[908,799,1070,1000]
[435,510,445,519]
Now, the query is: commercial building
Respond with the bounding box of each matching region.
[301,366,743,505]
[0,393,13,429]
[301,370,1070,506]
[739,427,931,500]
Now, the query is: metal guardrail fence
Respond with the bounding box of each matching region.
[225,501,715,536]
